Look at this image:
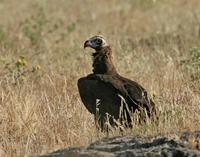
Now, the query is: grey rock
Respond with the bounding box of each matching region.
[34,132,200,157]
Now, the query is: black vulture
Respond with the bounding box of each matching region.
[78,35,155,130]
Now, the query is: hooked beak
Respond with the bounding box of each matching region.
[84,40,91,49]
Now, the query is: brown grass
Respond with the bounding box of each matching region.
[0,0,200,156]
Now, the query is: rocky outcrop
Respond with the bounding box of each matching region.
[34,131,200,157]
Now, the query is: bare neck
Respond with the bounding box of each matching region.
[92,46,118,75]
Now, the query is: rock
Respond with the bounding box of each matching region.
[33,131,200,157]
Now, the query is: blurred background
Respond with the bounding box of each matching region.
[0,0,200,156]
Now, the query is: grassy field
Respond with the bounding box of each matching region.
[0,0,200,156]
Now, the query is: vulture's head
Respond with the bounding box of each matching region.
[84,35,108,51]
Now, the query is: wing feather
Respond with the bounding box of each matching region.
[89,74,155,110]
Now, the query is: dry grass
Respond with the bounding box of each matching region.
[0,0,200,156]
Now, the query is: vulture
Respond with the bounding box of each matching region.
[78,35,155,130]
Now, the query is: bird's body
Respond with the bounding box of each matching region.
[78,35,155,130]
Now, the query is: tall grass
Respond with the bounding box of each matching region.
[0,0,200,156]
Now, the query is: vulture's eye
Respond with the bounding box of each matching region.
[95,39,102,44]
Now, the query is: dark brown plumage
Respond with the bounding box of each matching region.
[78,35,155,130]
